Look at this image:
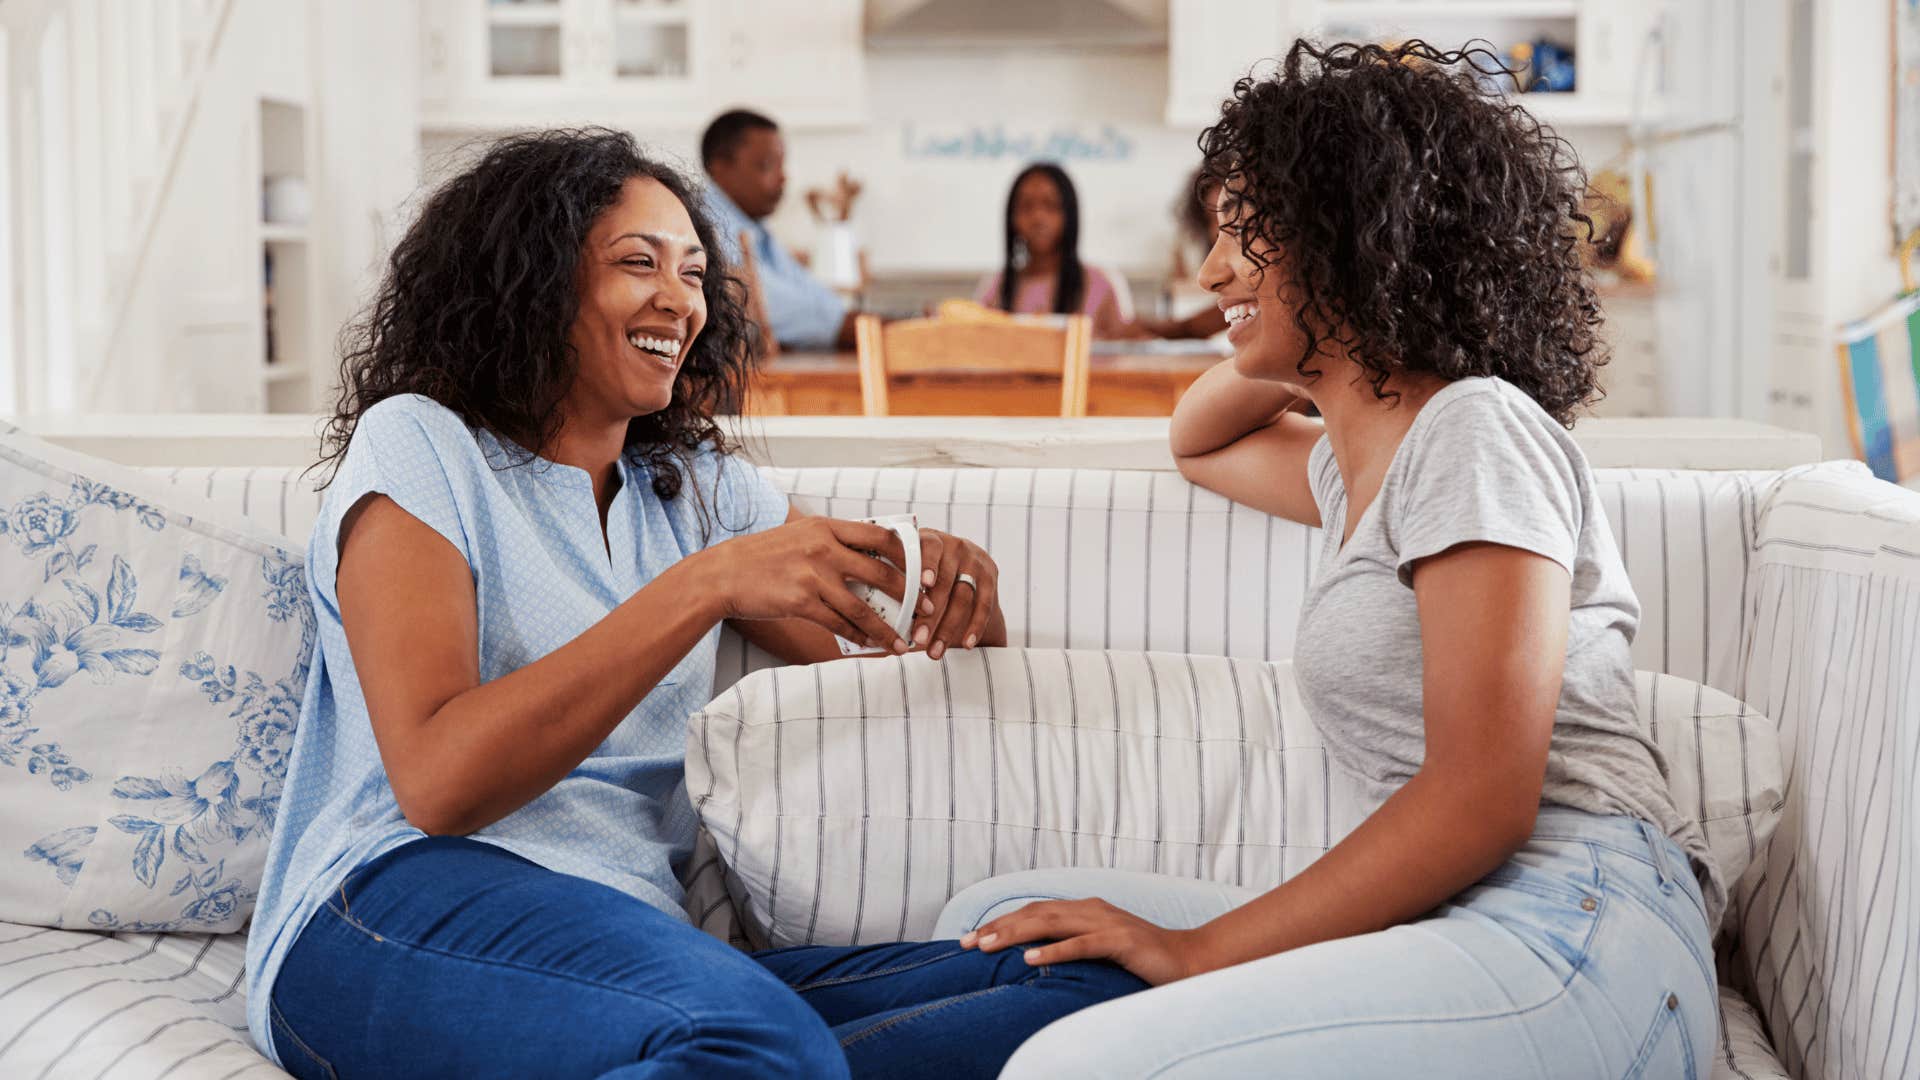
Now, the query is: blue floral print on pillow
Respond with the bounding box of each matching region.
[3,470,314,931]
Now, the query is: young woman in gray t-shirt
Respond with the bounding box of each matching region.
[944,39,1721,1078]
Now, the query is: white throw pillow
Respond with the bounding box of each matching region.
[688,649,1782,948]
[0,423,313,933]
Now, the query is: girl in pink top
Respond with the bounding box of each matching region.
[974,163,1126,337]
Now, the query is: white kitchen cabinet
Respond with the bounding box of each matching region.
[710,0,865,128]
[1165,0,1298,129]
[421,0,863,132]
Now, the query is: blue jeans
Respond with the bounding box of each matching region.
[934,809,1719,1079]
[267,836,1146,1079]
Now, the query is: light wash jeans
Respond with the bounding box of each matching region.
[933,808,1718,1079]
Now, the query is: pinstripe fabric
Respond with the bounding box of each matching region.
[148,462,1771,697]
[143,461,1778,697]
[0,922,277,1078]
[1731,464,1920,1080]
[688,651,1370,949]
[1718,986,1792,1080]
[143,468,324,546]
[689,654,1779,952]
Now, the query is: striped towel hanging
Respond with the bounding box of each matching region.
[1835,290,1920,483]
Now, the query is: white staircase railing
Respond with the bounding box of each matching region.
[3,0,234,412]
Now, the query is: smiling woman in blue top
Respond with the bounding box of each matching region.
[241,128,1145,1080]
[702,108,859,350]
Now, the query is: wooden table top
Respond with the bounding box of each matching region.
[758,348,1225,375]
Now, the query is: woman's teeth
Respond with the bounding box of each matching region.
[627,332,682,359]
[1224,303,1257,326]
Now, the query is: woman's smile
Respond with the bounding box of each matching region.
[1221,300,1259,347]
[624,325,685,371]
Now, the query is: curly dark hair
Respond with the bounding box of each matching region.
[1198,39,1605,424]
[318,127,758,499]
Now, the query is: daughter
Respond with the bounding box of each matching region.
[944,41,1720,1077]
[974,162,1127,337]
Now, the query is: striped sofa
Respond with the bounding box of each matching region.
[1,453,1914,1080]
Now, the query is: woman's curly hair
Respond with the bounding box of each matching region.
[1198,40,1605,424]
[318,127,758,498]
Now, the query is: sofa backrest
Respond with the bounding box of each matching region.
[150,460,1920,1079]
[149,463,1770,703]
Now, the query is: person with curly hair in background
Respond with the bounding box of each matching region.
[939,42,1721,1077]
[242,128,1147,1080]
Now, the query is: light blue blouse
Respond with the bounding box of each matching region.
[243,394,789,1065]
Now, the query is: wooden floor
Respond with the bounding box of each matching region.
[747,350,1217,417]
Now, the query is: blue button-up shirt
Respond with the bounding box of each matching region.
[704,185,849,349]
[244,393,790,1067]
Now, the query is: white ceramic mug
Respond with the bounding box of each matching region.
[836,513,921,656]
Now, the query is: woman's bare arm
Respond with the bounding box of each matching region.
[1174,544,1569,972]
[337,495,911,836]
[1168,360,1322,525]
[968,544,1569,984]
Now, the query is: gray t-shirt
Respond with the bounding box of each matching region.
[1294,377,1723,925]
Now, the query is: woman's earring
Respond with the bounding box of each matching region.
[1012,238,1029,271]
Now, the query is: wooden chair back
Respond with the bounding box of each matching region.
[854,313,1092,417]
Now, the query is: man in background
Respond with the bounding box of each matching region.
[701,109,857,351]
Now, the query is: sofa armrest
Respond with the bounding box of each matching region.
[1732,463,1920,1080]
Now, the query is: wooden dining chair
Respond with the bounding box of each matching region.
[853,313,1093,417]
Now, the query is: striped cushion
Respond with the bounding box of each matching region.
[688,651,1781,951]
[1716,986,1791,1080]
[1732,463,1920,1080]
[0,920,283,1078]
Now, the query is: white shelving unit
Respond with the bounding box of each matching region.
[1309,0,1660,128]
[256,96,320,415]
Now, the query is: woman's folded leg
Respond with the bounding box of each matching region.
[269,836,846,1080]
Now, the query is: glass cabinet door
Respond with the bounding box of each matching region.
[486,0,566,80]
[611,0,695,88]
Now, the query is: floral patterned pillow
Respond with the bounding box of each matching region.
[0,424,313,934]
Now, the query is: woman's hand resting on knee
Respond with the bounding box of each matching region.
[961,898,1200,987]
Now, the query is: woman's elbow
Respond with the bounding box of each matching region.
[1426,764,1541,857]
[390,773,477,837]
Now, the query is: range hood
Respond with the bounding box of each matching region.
[866,0,1167,50]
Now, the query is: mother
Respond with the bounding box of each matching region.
[243,128,1143,1079]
